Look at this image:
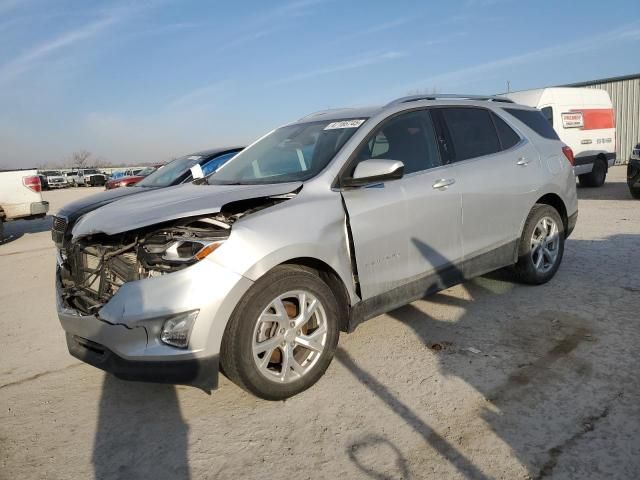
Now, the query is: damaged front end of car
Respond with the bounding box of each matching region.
[59,214,232,315]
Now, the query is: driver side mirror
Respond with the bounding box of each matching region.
[341,159,404,187]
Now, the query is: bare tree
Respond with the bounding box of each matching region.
[93,156,112,168]
[71,150,92,169]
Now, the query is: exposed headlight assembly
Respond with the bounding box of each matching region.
[158,239,224,262]
[143,238,225,265]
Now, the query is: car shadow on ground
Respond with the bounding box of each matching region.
[576,179,634,201]
[93,375,190,479]
[337,234,639,479]
[0,215,52,245]
[88,235,639,479]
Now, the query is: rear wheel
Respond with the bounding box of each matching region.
[220,265,340,400]
[629,186,640,199]
[578,157,607,187]
[514,204,565,284]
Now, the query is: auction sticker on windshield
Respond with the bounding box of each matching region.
[324,119,366,130]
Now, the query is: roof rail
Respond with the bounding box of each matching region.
[298,108,352,121]
[385,94,514,107]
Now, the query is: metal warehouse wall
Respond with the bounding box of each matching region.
[571,75,640,164]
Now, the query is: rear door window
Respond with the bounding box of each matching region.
[504,108,560,140]
[440,107,501,161]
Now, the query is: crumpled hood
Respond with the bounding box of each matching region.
[58,186,148,222]
[72,181,302,238]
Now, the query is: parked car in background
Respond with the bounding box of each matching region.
[67,169,108,187]
[505,88,615,187]
[628,143,640,199]
[55,95,577,400]
[123,168,144,177]
[0,169,49,240]
[105,164,163,189]
[63,172,76,185]
[108,171,126,181]
[78,169,108,187]
[39,170,67,189]
[52,147,242,248]
[37,174,49,191]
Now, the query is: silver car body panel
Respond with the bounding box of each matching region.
[71,181,302,238]
[56,98,578,388]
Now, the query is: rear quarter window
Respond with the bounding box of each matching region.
[503,108,559,140]
[491,112,520,150]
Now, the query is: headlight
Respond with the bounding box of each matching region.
[160,239,224,262]
[141,237,226,267]
[139,220,230,270]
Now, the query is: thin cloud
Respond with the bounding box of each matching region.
[329,16,415,44]
[0,0,23,15]
[215,26,282,53]
[166,80,231,111]
[215,0,333,53]
[0,16,116,83]
[269,50,407,86]
[401,23,640,92]
[0,2,163,84]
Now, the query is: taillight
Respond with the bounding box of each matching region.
[23,175,42,193]
[562,146,575,166]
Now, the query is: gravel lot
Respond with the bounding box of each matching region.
[1,168,639,480]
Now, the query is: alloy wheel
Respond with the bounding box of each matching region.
[530,216,560,273]
[252,290,328,383]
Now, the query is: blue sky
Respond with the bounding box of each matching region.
[1,0,639,168]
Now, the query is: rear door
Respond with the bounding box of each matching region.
[434,106,542,277]
[340,109,463,299]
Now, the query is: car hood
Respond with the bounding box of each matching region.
[58,186,149,222]
[72,181,302,238]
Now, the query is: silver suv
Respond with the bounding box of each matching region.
[56,95,578,399]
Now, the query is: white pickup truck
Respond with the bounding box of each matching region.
[0,169,50,240]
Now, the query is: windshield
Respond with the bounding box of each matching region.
[138,156,202,187]
[41,171,61,176]
[208,119,366,185]
[84,169,100,174]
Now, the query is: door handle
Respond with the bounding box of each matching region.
[516,157,530,166]
[432,178,455,189]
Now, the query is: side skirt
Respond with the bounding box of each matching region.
[346,241,516,333]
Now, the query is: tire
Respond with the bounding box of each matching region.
[514,204,565,285]
[629,187,640,200]
[220,265,340,400]
[578,158,607,187]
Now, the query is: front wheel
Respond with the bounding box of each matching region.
[220,265,340,400]
[514,204,565,284]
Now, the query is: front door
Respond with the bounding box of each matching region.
[340,109,463,300]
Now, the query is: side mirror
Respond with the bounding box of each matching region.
[342,159,404,187]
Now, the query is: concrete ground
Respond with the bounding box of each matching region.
[1,168,638,480]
